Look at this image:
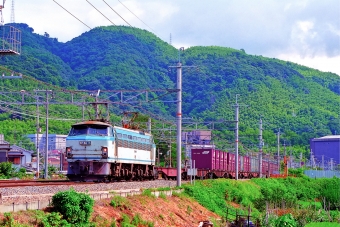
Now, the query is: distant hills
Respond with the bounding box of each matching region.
[0,23,339,158]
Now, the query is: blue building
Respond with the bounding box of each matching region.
[310,135,340,169]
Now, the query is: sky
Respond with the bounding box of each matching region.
[7,0,340,75]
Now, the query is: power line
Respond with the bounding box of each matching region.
[86,0,116,26]
[52,0,91,29]
[103,0,131,27]
[117,0,155,32]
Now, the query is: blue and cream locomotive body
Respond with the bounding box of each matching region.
[66,120,157,182]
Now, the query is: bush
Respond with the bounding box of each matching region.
[40,212,71,227]
[275,213,297,227]
[319,177,340,210]
[14,168,27,179]
[0,162,14,178]
[51,188,94,225]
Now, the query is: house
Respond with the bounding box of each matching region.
[0,134,34,169]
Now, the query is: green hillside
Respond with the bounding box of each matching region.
[0,23,339,160]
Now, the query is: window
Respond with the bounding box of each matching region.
[117,133,122,138]
[123,134,127,139]
[11,157,20,164]
[128,135,132,140]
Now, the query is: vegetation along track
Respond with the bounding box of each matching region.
[0,179,181,205]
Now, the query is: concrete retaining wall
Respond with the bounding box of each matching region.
[0,189,181,213]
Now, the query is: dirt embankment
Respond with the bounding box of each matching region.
[91,195,222,227]
[0,194,223,227]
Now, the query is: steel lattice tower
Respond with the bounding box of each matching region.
[10,0,14,23]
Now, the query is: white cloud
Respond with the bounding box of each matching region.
[278,53,340,76]
[10,0,340,75]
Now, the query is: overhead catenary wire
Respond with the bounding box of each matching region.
[86,0,116,26]
[52,0,91,29]
[103,0,131,27]
[117,0,155,33]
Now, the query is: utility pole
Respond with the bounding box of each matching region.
[36,92,40,178]
[330,158,333,170]
[44,89,50,179]
[168,47,197,187]
[289,145,292,168]
[235,95,239,180]
[277,129,280,172]
[176,57,182,187]
[259,118,263,178]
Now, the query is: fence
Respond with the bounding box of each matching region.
[304,170,340,178]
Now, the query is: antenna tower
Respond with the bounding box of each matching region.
[0,0,5,25]
[170,33,172,45]
[10,0,14,23]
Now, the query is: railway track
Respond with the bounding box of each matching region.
[0,179,94,188]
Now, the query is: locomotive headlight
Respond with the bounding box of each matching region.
[66,147,73,158]
[101,147,108,158]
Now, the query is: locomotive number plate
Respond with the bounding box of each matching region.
[79,141,91,146]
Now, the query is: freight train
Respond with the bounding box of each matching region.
[66,119,157,182]
[65,120,278,182]
[157,147,279,180]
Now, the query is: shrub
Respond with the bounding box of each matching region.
[275,213,297,227]
[51,188,94,225]
[0,162,14,178]
[40,212,71,227]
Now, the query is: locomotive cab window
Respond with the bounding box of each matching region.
[68,124,110,136]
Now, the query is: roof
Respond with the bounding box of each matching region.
[312,135,340,141]
[72,120,112,127]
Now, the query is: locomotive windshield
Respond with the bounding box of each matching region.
[68,124,111,136]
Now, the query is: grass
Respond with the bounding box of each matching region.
[304,223,340,227]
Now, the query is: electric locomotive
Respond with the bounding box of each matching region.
[66,120,157,182]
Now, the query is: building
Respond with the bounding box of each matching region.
[26,134,67,151]
[182,130,212,145]
[310,135,340,170]
[0,134,33,169]
[182,130,213,159]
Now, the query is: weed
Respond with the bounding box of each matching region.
[158,214,164,220]
[187,205,193,215]
[157,186,171,191]
[110,195,130,210]
[159,192,167,199]
[142,189,156,198]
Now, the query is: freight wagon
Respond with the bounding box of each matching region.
[156,147,278,180]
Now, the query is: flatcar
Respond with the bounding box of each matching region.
[66,120,157,182]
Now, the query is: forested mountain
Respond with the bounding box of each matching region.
[0,23,339,158]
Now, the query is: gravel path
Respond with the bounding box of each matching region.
[0,180,182,205]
